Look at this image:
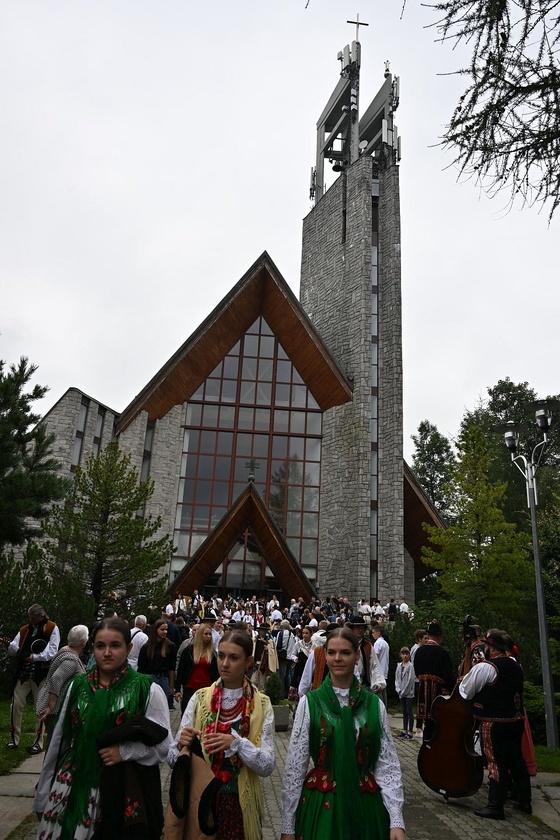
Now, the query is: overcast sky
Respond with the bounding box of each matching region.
[1,1,557,462]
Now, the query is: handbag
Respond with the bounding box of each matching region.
[163,736,223,840]
[277,632,288,661]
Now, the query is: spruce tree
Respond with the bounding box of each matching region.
[0,357,67,551]
[422,425,533,638]
[44,441,174,617]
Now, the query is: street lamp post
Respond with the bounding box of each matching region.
[494,400,559,750]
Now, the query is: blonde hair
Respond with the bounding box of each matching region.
[193,623,215,664]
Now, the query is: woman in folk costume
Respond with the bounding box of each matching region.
[34,617,172,839]
[280,627,405,840]
[168,630,275,840]
[175,622,219,713]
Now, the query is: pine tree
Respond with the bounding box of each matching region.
[43,442,174,617]
[422,426,533,637]
[0,357,67,551]
[411,420,455,520]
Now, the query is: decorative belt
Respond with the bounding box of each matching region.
[304,769,380,794]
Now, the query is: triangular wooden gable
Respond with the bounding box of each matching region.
[117,252,352,434]
[166,482,316,602]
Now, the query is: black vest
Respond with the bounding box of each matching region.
[473,656,525,721]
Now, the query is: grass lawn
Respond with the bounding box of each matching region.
[0,697,40,775]
[534,744,560,774]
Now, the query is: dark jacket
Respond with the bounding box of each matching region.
[176,645,219,690]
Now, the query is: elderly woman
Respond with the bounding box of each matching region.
[36,624,89,747]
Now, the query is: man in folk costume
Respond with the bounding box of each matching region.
[347,615,385,693]
[413,620,455,742]
[459,629,531,819]
[7,604,60,754]
[275,620,297,699]
[252,623,279,690]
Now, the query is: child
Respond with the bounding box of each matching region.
[395,647,415,740]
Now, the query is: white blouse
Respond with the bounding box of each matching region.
[281,686,405,834]
[34,682,172,814]
[167,686,276,777]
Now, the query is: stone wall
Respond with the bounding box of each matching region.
[377,153,405,603]
[43,389,84,471]
[300,151,406,602]
[300,156,374,601]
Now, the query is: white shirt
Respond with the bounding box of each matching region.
[270,608,282,623]
[34,682,172,814]
[459,661,498,699]
[399,602,409,614]
[276,629,298,661]
[128,628,149,670]
[357,643,386,690]
[281,686,405,834]
[168,686,276,777]
[374,636,390,679]
[9,624,60,664]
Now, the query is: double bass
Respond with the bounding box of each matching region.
[417,617,483,800]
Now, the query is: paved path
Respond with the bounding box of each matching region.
[2,713,559,840]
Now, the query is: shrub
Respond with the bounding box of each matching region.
[264,672,284,706]
[524,681,560,745]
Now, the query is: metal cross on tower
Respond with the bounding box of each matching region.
[310,31,401,203]
[347,13,369,42]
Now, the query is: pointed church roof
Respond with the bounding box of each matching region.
[166,482,316,602]
[117,252,353,434]
[403,461,445,577]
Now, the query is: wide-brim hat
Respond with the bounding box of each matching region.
[201,611,217,622]
[346,615,367,626]
[485,631,508,651]
[258,623,270,631]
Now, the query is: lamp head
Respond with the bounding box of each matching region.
[529,399,560,434]
[504,427,520,453]
[492,420,520,454]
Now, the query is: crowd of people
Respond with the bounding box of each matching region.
[3,593,534,838]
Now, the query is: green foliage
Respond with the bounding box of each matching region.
[43,442,174,619]
[411,420,456,520]
[0,698,38,771]
[0,543,94,695]
[421,425,536,664]
[533,745,560,773]
[460,379,560,531]
[523,681,560,746]
[0,357,67,551]
[263,672,284,706]
[538,498,560,624]
[430,0,560,218]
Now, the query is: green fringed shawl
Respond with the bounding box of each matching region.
[306,676,383,839]
[59,665,152,840]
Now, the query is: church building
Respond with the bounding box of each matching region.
[41,38,442,605]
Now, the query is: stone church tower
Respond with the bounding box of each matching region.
[300,38,407,603]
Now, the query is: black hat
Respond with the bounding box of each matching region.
[427,621,443,637]
[484,631,508,651]
[325,622,340,634]
[258,622,270,630]
[346,615,367,626]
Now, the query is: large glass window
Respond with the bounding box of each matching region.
[172,316,323,589]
